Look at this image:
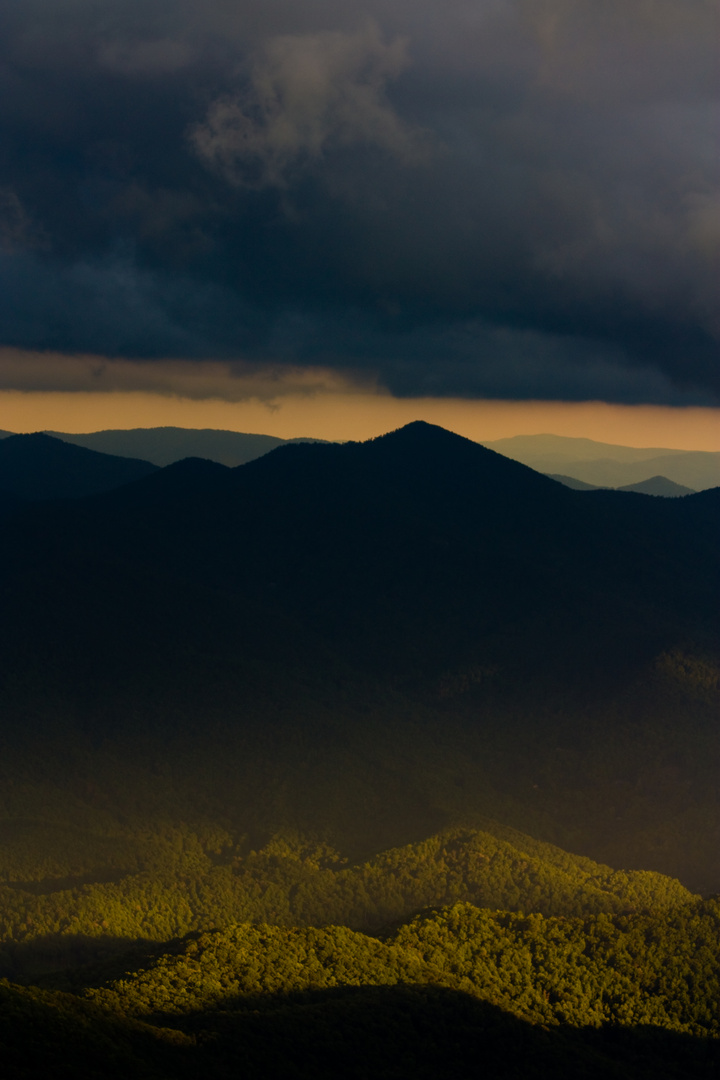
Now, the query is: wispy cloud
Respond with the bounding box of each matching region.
[191,24,430,188]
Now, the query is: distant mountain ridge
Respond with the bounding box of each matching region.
[42,426,328,467]
[485,433,697,463]
[548,473,696,496]
[484,433,720,491]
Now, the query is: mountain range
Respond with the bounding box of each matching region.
[3,424,717,492]
[0,420,718,1077]
[547,473,696,496]
[0,421,717,881]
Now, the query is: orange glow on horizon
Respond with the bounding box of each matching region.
[1,388,719,451]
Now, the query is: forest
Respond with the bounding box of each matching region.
[1,820,719,1078]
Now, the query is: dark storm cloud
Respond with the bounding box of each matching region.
[0,0,717,403]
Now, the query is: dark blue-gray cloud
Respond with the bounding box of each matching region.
[0,0,717,403]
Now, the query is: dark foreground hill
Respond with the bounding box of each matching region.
[4,979,718,1080]
[0,432,158,500]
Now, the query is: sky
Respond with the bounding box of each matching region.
[0,0,718,445]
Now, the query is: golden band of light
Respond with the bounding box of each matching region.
[0,350,718,450]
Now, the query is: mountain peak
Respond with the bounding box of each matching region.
[372,420,473,445]
[360,420,560,492]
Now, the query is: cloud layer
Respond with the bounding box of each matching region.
[0,0,717,403]
[0,347,370,401]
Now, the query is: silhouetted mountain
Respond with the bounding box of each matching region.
[617,476,695,497]
[0,432,159,500]
[485,433,720,490]
[2,418,717,712]
[0,421,718,891]
[44,426,329,467]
